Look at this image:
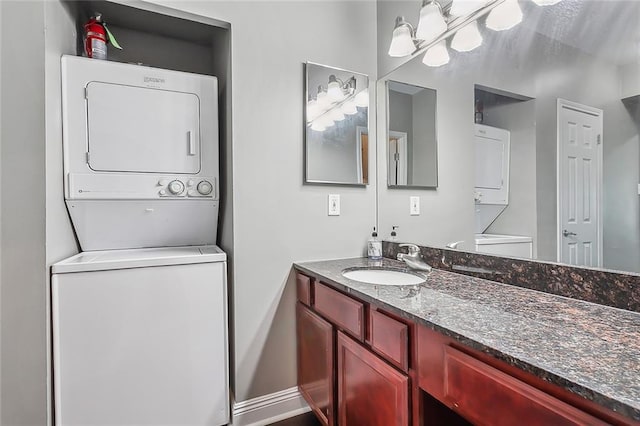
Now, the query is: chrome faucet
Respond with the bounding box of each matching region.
[397,244,432,272]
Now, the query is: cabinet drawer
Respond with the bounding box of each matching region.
[443,346,607,426]
[296,273,312,307]
[315,283,364,341]
[369,309,409,371]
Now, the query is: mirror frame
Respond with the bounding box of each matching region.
[303,61,370,187]
[385,79,439,190]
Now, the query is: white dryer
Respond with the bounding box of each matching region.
[62,55,219,250]
[51,246,229,426]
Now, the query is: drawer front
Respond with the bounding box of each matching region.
[443,347,607,426]
[369,309,409,371]
[315,283,364,341]
[296,273,312,307]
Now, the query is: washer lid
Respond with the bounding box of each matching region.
[52,245,225,274]
[475,234,533,245]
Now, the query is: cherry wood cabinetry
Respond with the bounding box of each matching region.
[296,270,637,426]
[337,331,409,426]
[297,303,334,426]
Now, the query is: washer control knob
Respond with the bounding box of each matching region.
[158,179,168,186]
[188,189,196,197]
[168,180,185,195]
[197,180,213,196]
[187,179,195,187]
[159,189,167,196]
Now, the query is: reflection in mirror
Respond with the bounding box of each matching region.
[387,81,438,188]
[304,62,370,185]
[377,0,640,274]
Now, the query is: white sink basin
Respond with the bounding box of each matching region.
[342,269,425,286]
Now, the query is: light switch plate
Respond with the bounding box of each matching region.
[410,196,420,215]
[328,194,340,216]
[637,183,640,195]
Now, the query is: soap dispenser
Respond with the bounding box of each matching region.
[367,227,383,260]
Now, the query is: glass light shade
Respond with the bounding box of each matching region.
[388,24,416,57]
[310,120,326,132]
[307,100,320,122]
[342,99,358,115]
[450,0,488,17]
[531,0,561,5]
[327,76,343,101]
[330,107,345,121]
[320,114,335,128]
[451,21,483,52]
[486,0,523,31]
[415,2,448,43]
[354,90,369,108]
[422,40,450,67]
[316,89,330,107]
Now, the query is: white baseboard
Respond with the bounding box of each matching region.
[232,386,311,426]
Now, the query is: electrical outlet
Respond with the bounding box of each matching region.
[328,194,340,216]
[410,196,420,215]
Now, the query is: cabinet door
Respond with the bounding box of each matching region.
[337,332,409,426]
[297,303,334,426]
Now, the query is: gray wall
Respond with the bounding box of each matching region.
[1,2,48,425]
[388,90,413,182]
[147,0,378,402]
[412,88,437,187]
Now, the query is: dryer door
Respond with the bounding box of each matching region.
[86,82,201,174]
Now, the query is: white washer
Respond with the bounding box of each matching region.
[475,234,533,259]
[51,246,229,426]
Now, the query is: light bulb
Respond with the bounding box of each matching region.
[310,120,326,132]
[451,21,483,52]
[486,0,523,31]
[415,1,448,44]
[342,99,358,115]
[316,88,330,107]
[330,107,345,121]
[354,89,369,108]
[388,17,416,57]
[450,0,488,17]
[422,40,450,67]
[327,75,343,101]
[531,0,562,5]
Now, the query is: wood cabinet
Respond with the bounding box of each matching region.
[297,302,334,426]
[296,270,636,426]
[337,331,409,426]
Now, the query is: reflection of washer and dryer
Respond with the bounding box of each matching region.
[52,56,229,426]
[474,124,533,258]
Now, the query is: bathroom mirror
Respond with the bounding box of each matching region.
[304,62,370,186]
[387,81,438,188]
[376,0,640,274]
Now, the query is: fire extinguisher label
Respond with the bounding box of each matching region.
[90,39,107,60]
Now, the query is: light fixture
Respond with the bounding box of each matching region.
[310,120,326,132]
[354,89,369,108]
[415,0,448,44]
[307,99,320,122]
[486,0,523,31]
[342,99,358,115]
[531,0,562,5]
[316,86,330,107]
[330,107,345,121]
[422,40,450,67]
[388,16,416,57]
[450,0,488,17]
[451,21,483,52]
[327,75,344,101]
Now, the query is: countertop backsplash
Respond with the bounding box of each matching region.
[384,241,640,313]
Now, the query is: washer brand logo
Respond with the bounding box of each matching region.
[144,76,165,84]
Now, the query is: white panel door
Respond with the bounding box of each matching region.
[558,100,603,267]
[388,132,408,186]
[86,82,201,173]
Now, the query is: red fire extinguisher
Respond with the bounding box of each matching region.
[84,13,122,60]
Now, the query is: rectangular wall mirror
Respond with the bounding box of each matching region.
[387,81,438,188]
[304,62,370,186]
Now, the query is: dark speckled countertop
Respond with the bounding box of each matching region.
[294,257,640,422]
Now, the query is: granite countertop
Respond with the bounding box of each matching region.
[294,257,640,422]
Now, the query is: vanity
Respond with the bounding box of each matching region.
[294,256,640,426]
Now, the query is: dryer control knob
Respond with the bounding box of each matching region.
[158,179,168,186]
[187,180,195,187]
[168,180,185,195]
[197,180,213,196]
[159,189,167,196]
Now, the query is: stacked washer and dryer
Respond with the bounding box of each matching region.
[52,56,229,426]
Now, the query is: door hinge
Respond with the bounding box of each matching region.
[86,152,90,163]
[394,152,400,161]
[597,134,601,145]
